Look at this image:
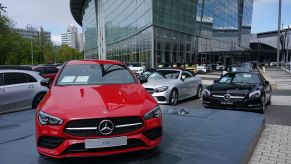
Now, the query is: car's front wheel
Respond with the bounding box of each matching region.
[259,96,266,114]
[169,89,178,106]
[195,85,203,99]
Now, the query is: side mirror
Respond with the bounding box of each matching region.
[138,76,148,84]
[181,75,186,81]
[265,81,270,85]
[40,78,51,88]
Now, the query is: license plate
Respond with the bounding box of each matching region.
[85,136,127,149]
[221,101,234,105]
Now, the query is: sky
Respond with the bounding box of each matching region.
[1,0,291,45]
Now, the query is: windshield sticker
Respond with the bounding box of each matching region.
[61,76,76,83]
[242,74,252,78]
[75,76,89,83]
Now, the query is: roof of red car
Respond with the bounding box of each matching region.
[66,60,123,65]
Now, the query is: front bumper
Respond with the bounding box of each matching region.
[202,96,262,111]
[36,117,162,158]
[146,90,171,104]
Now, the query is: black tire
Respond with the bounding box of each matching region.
[258,96,266,114]
[32,93,46,109]
[267,95,271,105]
[169,89,178,106]
[195,85,203,99]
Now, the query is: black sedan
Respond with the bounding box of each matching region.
[202,72,272,113]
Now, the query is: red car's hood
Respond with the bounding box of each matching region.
[40,83,157,119]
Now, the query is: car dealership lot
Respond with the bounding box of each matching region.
[1,70,291,164]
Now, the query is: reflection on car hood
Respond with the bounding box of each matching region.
[41,83,156,119]
[142,78,176,88]
[208,83,258,93]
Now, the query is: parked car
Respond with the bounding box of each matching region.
[202,72,272,113]
[216,64,225,71]
[158,63,172,68]
[206,64,213,73]
[141,68,157,78]
[128,62,145,76]
[172,63,185,69]
[185,64,198,74]
[223,64,251,75]
[36,60,162,158]
[142,69,203,105]
[0,65,32,71]
[197,65,207,74]
[32,66,59,79]
[269,62,278,67]
[0,70,48,114]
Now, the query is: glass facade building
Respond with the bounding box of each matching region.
[71,0,253,67]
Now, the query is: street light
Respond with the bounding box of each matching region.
[27,24,34,65]
[277,0,282,69]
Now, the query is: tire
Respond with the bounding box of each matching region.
[195,85,203,99]
[258,96,266,114]
[32,93,46,109]
[267,95,271,105]
[169,89,178,106]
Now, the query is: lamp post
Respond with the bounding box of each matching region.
[27,24,34,65]
[277,0,282,69]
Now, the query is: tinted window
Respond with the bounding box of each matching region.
[5,73,28,85]
[57,64,135,86]
[26,74,37,82]
[34,68,44,74]
[43,67,58,74]
[0,73,4,86]
[149,70,180,79]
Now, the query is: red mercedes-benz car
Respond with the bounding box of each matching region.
[36,60,162,158]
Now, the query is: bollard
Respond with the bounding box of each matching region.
[262,66,265,73]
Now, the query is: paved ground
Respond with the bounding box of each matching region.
[248,68,291,164]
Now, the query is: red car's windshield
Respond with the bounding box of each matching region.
[56,64,135,86]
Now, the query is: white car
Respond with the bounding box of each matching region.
[196,65,207,74]
[128,63,145,76]
[0,70,48,114]
[216,65,225,71]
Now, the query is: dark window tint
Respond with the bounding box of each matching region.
[4,73,36,85]
[0,73,4,86]
[26,74,37,82]
[43,67,58,74]
[34,68,44,74]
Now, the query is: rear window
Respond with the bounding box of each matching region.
[56,64,135,86]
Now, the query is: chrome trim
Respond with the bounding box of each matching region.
[115,123,143,128]
[66,127,98,130]
[212,95,244,99]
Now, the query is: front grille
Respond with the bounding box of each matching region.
[38,136,64,149]
[143,128,163,140]
[64,117,144,137]
[145,88,155,94]
[63,139,145,154]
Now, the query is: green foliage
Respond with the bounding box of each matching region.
[0,4,84,65]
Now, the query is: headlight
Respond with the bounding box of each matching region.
[144,106,161,120]
[155,86,168,93]
[202,89,210,96]
[249,90,261,99]
[139,69,143,71]
[38,111,63,125]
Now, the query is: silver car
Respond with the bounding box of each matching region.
[0,70,48,114]
[142,69,203,105]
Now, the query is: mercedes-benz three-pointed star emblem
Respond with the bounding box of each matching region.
[98,120,114,135]
[223,94,231,101]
